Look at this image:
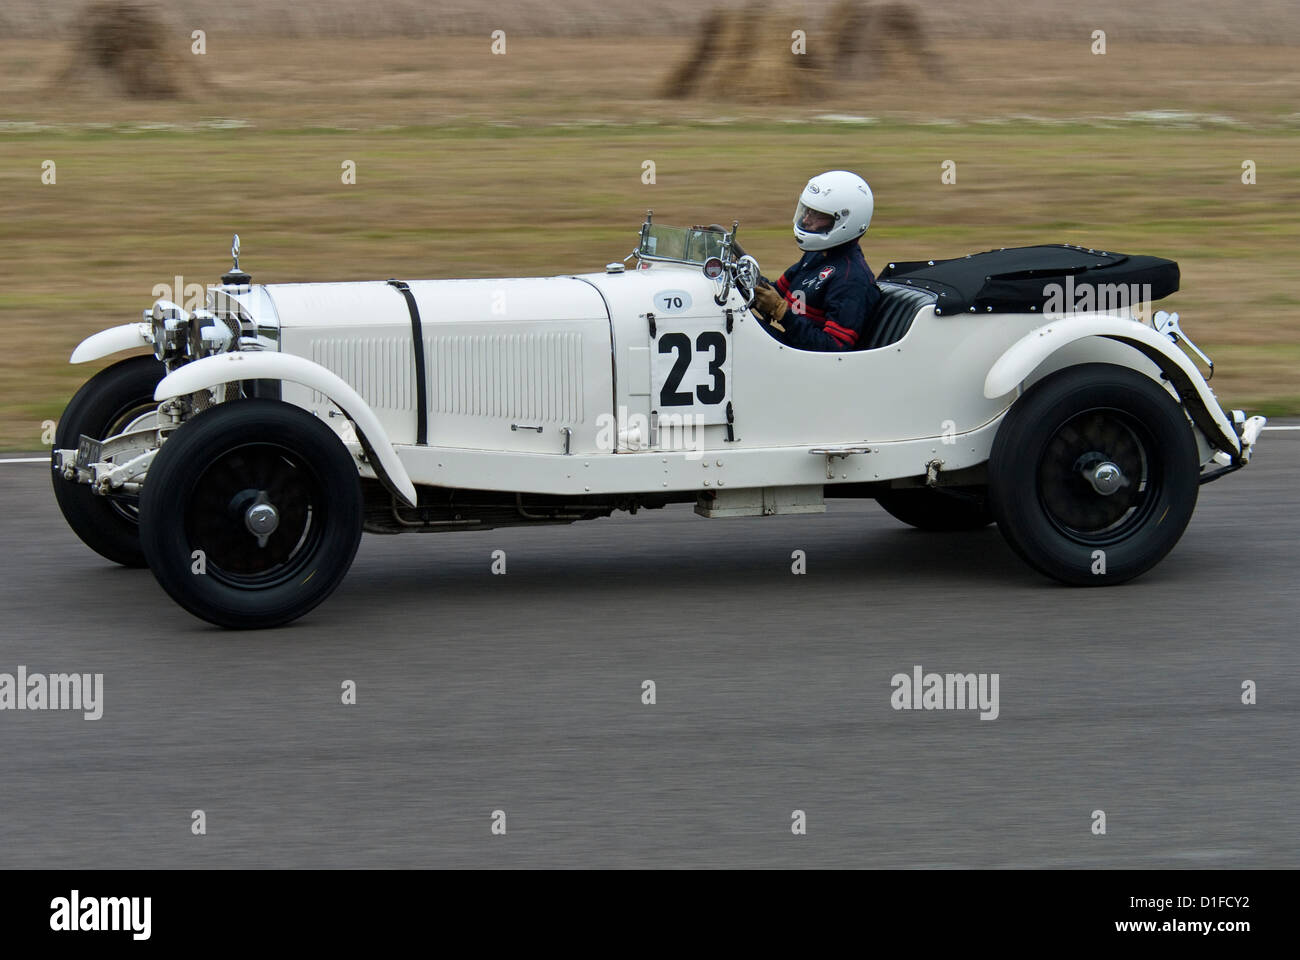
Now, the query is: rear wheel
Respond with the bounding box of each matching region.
[875,488,993,531]
[988,364,1199,585]
[139,400,364,629]
[51,355,165,566]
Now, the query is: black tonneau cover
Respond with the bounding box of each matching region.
[877,244,1179,316]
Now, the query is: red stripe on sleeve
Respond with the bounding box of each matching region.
[823,321,859,346]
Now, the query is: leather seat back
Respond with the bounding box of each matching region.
[863,281,938,349]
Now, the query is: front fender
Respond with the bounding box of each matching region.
[984,316,1241,459]
[71,323,152,364]
[154,351,417,506]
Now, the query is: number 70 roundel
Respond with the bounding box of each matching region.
[652,319,732,425]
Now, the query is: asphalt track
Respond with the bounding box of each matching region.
[1,431,1297,868]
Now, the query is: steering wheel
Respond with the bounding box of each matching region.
[732,255,761,310]
[698,223,760,309]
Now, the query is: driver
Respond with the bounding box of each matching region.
[749,170,882,351]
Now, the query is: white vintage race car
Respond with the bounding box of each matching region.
[52,218,1266,628]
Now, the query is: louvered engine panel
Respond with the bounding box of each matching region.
[308,336,413,412]
[431,331,583,424]
[299,327,604,453]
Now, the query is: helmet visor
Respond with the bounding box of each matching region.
[794,202,838,235]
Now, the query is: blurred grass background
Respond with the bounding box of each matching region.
[1,6,1298,449]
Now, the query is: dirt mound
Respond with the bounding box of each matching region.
[660,4,818,102]
[829,0,934,81]
[661,0,933,102]
[53,2,194,98]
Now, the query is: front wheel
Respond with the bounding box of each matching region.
[139,400,364,629]
[988,363,1199,586]
[51,354,165,566]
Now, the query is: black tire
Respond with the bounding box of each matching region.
[988,363,1199,586]
[138,400,364,629]
[876,488,994,531]
[51,355,166,567]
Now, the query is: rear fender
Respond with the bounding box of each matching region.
[984,317,1241,460]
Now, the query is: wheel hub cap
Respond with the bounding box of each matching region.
[244,496,279,548]
[1085,460,1127,496]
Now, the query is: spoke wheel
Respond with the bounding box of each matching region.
[140,400,363,629]
[185,444,325,588]
[1036,409,1157,544]
[51,355,165,566]
[988,364,1200,586]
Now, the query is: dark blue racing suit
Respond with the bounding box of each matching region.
[759,239,882,351]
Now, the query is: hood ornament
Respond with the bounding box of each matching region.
[222,233,252,286]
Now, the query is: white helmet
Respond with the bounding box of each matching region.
[792,170,874,251]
